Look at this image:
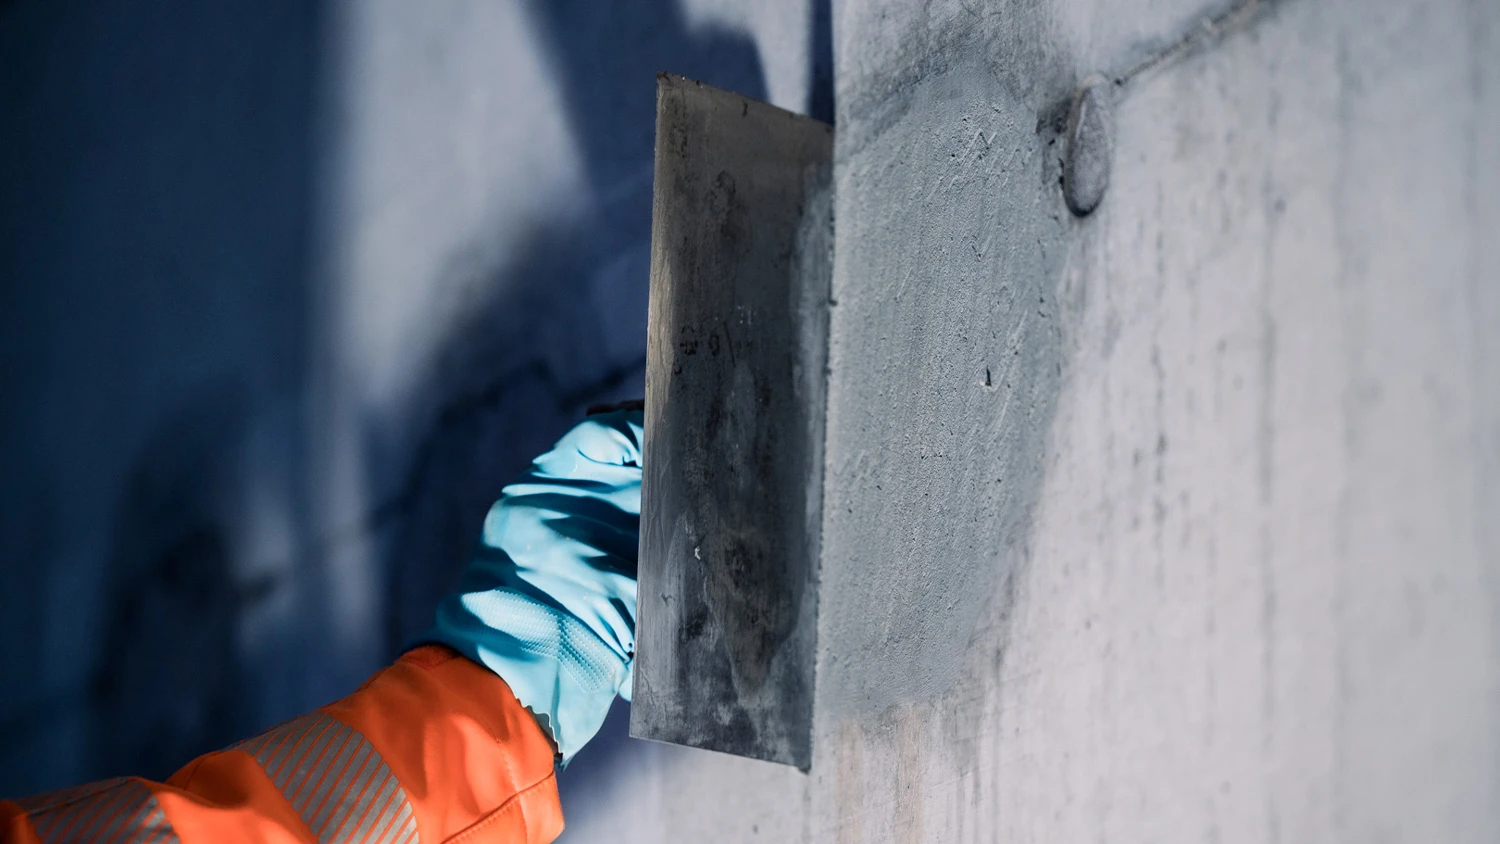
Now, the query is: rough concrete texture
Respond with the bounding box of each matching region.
[635,77,832,767]
[560,0,1500,840]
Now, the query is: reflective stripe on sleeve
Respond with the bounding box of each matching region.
[232,713,418,844]
[11,778,178,844]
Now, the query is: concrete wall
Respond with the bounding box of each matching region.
[3,0,1495,841]
[0,0,325,790]
[564,0,1500,841]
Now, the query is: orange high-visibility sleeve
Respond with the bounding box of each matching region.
[0,645,564,844]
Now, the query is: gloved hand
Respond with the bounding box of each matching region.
[424,407,643,764]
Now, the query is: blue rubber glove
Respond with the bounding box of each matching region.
[425,408,642,764]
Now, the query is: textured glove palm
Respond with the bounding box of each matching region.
[425,408,642,764]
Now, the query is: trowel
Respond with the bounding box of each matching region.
[629,75,833,770]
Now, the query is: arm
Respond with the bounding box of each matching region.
[4,646,562,844]
[2,408,644,844]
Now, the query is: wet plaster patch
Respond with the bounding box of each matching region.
[816,55,1071,727]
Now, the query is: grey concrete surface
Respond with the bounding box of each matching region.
[635,76,832,767]
[559,0,1500,841]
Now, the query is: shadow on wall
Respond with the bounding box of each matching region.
[0,0,321,792]
[92,390,278,782]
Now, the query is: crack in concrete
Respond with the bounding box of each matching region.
[1115,0,1275,88]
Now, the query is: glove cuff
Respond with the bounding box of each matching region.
[425,588,629,764]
